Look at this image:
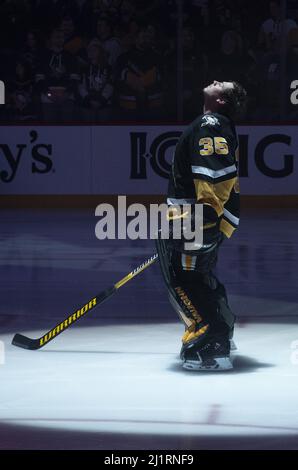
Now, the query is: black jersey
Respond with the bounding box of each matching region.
[167,112,239,238]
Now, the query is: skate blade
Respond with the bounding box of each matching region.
[230,339,237,352]
[183,356,233,371]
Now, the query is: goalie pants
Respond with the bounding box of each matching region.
[169,243,235,339]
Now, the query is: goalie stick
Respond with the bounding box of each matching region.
[12,253,158,350]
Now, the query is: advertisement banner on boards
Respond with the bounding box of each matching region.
[0,125,297,195]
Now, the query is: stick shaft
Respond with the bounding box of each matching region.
[12,253,158,350]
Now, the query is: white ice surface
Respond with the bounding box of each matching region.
[1,322,298,444]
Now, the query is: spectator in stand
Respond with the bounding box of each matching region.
[35,28,80,122]
[209,0,234,31]
[114,21,164,121]
[259,0,297,53]
[253,0,297,120]
[0,0,296,123]
[146,23,169,56]
[7,59,37,121]
[95,15,123,69]
[121,20,168,58]
[118,16,140,53]
[205,0,244,48]
[210,30,255,84]
[61,15,84,56]
[79,41,113,121]
[21,30,41,73]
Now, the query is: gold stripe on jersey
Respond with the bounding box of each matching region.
[193,178,236,217]
[220,218,236,238]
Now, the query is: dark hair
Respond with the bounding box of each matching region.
[221,81,247,121]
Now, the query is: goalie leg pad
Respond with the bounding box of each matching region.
[155,235,235,352]
[155,235,209,330]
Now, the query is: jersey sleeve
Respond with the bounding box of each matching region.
[190,115,238,184]
[220,184,240,238]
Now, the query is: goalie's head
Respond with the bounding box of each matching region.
[203,80,247,121]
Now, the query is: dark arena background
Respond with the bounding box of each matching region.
[0,0,298,454]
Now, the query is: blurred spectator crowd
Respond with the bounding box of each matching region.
[0,0,298,123]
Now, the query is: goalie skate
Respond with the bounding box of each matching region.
[183,355,233,371]
[181,336,233,371]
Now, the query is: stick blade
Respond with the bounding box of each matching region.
[12,333,40,350]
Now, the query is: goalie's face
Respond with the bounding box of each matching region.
[204,80,234,98]
[203,80,234,111]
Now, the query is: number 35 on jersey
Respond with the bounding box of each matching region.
[198,137,229,156]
